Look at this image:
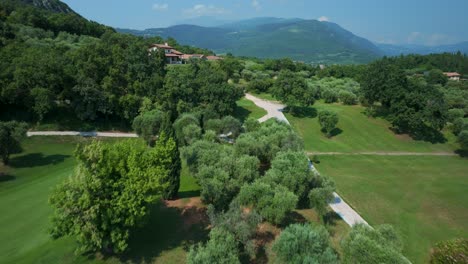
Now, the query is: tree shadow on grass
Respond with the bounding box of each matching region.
[120,200,209,263]
[455,149,468,158]
[329,128,343,137]
[0,174,15,182]
[320,128,343,138]
[410,128,447,144]
[282,211,308,227]
[233,106,252,123]
[289,106,318,118]
[9,153,71,168]
[178,190,201,199]
[391,126,447,144]
[323,211,342,226]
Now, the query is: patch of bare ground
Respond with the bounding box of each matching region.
[164,198,209,231]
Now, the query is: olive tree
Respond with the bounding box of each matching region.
[0,121,28,165]
[237,180,298,225]
[49,137,178,254]
[132,110,164,145]
[272,224,338,264]
[318,110,339,138]
[187,227,240,264]
[341,224,409,264]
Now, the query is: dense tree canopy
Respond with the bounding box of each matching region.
[318,110,339,138]
[187,227,240,264]
[49,137,179,254]
[0,121,27,165]
[341,224,409,264]
[271,70,315,113]
[430,238,468,264]
[272,224,338,264]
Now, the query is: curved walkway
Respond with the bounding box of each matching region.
[245,93,290,124]
[307,151,457,156]
[245,93,369,227]
[27,131,138,138]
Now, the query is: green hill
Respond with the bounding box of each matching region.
[18,0,75,13]
[118,18,383,64]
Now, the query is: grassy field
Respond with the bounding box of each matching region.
[286,101,459,153]
[281,99,468,263]
[234,97,268,122]
[0,135,349,264]
[315,155,468,263]
[0,137,206,264]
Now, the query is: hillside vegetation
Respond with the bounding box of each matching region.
[118,19,383,64]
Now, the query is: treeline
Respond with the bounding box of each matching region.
[0,0,113,38]
[241,54,467,149]
[0,1,233,128]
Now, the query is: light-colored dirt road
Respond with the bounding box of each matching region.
[245,93,290,124]
[27,131,138,138]
[307,151,457,156]
[245,93,369,227]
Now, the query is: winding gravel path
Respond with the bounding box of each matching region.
[307,151,457,156]
[245,93,290,124]
[245,93,369,227]
[27,131,138,138]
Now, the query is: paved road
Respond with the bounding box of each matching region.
[245,93,290,124]
[27,131,138,138]
[245,93,369,227]
[308,151,457,156]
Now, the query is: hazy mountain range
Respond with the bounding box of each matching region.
[19,0,75,14]
[376,42,468,56]
[20,0,466,64]
[118,18,383,64]
[118,17,467,64]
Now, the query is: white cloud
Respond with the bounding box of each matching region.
[152,3,168,11]
[252,0,261,10]
[318,16,329,22]
[183,4,228,17]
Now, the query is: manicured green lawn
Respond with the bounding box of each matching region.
[0,137,203,264]
[249,92,277,101]
[0,137,80,264]
[315,155,468,263]
[234,97,268,122]
[286,101,459,153]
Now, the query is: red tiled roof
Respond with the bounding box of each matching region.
[181,54,205,59]
[151,44,173,49]
[444,72,461,77]
[165,53,181,57]
[206,55,223,60]
[171,49,183,55]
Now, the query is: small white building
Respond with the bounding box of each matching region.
[149,43,183,64]
[444,72,461,81]
[149,43,223,64]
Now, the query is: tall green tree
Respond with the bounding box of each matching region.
[341,224,409,264]
[187,227,240,264]
[318,110,339,138]
[457,130,468,151]
[49,138,177,254]
[361,58,408,107]
[0,121,27,165]
[237,180,298,225]
[132,110,164,145]
[271,70,315,114]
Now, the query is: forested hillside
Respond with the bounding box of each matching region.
[0,0,235,130]
[118,19,383,64]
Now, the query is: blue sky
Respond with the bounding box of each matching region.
[62,0,468,46]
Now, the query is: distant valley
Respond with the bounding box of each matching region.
[118,18,383,64]
[118,17,468,64]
